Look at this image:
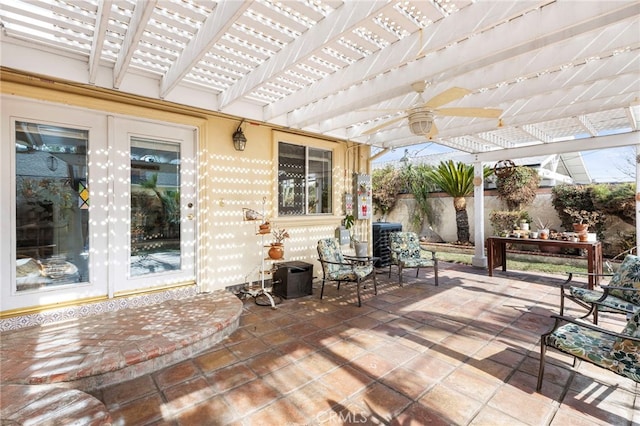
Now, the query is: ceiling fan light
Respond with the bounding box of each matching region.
[408,111,434,135]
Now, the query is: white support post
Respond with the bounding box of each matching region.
[472,161,487,268]
[636,145,640,255]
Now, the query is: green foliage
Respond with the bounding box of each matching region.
[551,184,606,239]
[427,161,493,243]
[592,183,635,225]
[495,166,540,211]
[489,210,528,235]
[372,165,402,215]
[403,164,435,231]
[428,160,475,198]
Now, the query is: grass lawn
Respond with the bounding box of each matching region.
[435,251,591,275]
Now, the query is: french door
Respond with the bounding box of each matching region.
[2,96,197,312]
[110,117,197,295]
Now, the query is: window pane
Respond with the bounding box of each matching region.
[130,138,181,277]
[278,142,332,216]
[15,121,89,291]
[308,148,332,214]
[278,143,305,216]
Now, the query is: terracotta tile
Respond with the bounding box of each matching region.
[285,380,343,419]
[349,352,397,379]
[226,338,270,361]
[470,405,529,426]
[153,360,200,390]
[393,402,451,426]
[319,365,374,399]
[101,374,158,408]
[243,397,307,425]
[444,367,501,403]
[193,347,238,374]
[162,377,217,413]
[419,383,484,425]
[174,395,237,426]
[262,363,314,394]
[295,351,338,377]
[207,362,257,392]
[223,379,280,416]
[353,382,412,423]
[108,394,166,425]
[487,379,556,425]
[244,349,290,376]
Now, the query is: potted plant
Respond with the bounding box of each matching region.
[344,213,368,256]
[563,208,601,234]
[268,227,289,260]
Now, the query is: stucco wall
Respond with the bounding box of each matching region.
[2,70,371,313]
[376,189,633,256]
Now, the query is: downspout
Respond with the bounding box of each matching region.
[472,160,487,268]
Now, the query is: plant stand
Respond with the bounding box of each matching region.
[241,197,282,309]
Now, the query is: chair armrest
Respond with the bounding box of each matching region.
[317,258,355,268]
[419,247,437,259]
[546,315,640,343]
[344,255,375,265]
[563,271,614,288]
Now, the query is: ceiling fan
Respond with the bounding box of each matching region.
[363,82,503,138]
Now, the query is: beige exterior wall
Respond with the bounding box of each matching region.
[2,70,371,313]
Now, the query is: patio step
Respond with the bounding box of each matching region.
[0,290,242,391]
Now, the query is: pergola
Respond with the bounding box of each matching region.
[1,0,639,265]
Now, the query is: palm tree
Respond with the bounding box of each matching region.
[428,160,492,244]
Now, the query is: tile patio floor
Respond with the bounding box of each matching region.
[89,262,638,425]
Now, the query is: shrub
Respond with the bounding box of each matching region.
[495,166,540,211]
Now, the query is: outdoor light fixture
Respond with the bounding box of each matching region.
[232,120,247,151]
[408,109,434,136]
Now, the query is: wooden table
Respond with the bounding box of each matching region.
[486,237,603,289]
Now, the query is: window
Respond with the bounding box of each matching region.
[278,142,332,216]
[15,121,89,291]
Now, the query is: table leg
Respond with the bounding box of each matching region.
[587,246,594,289]
[501,242,507,272]
[487,240,494,277]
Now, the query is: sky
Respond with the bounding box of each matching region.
[373,144,635,184]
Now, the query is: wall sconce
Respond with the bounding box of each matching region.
[232,120,247,151]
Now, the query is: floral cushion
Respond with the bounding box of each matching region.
[609,310,640,382]
[547,315,640,383]
[389,232,434,268]
[607,255,640,305]
[317,238,347,276]
[570,287,639,314]
[317,238,373,280]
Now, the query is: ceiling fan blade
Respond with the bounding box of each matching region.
[436,107,503,118]
[363,115,407,135]
[423,87,471,108]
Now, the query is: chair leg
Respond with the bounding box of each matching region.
[373,272,377,295]
[415,267,420,278]
[320,279,326,300]
[433,259,438,286]
[536,338,547,391]
[356,280,362,307]
[398,265,403,286]
[388,264,392,278]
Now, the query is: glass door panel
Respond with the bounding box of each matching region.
[111,117,196,294]
[14,121,89,292]
[130,138,181,277]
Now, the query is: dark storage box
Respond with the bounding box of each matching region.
[372,222,402,267]
[273,261,313,299]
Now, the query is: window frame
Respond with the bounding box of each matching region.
[277,141,333,217]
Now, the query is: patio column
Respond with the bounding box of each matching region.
[636,144,640,255]
[472,161,487,268]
